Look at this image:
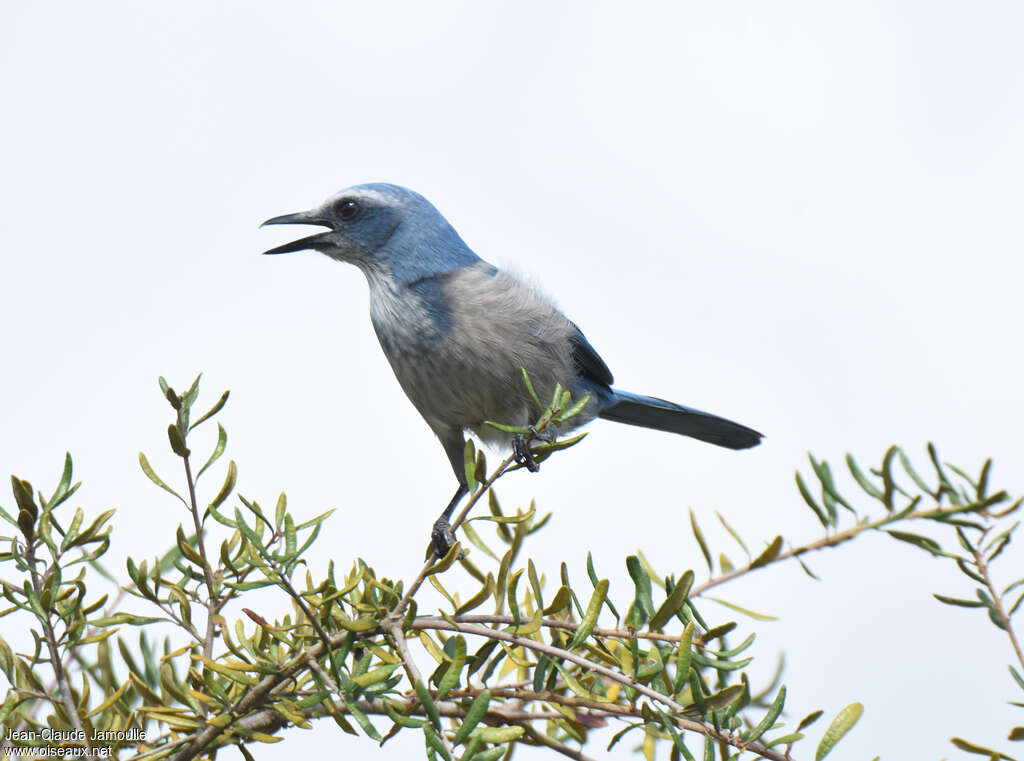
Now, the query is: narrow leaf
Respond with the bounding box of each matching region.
[816,702,863,760]
[689,510,713,572]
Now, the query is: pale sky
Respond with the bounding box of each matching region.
[3,2,1023,759]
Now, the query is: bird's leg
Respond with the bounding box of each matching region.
[431,483,468,557]
[512,433,540,473]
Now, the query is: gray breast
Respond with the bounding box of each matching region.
[368,264,593,446]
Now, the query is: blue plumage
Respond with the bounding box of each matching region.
[263,183,762,554]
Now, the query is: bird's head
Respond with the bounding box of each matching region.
[261,183,479,283]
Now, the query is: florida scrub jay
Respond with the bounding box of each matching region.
[262,183,762,555]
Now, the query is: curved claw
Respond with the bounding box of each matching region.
[512,434,540,473]
[431,517,457,557]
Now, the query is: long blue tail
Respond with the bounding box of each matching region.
[598,389,762,450]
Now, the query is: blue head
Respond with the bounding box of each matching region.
[262,183,480,284]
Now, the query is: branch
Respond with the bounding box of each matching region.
[972,542,1024,673]
[692,500,989,597]
[177,409,219,663]
[25,544,93,754]
[410,618,790,761]
[449,613,706,646]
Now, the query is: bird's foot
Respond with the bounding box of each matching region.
[431,517,458,558]
[512,433,540,473]
[529,425,556,444]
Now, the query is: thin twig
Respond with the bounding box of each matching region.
[692,500,993,597]
[449,613,705,646]
[25,543,93,754]
[972,543,1024,673]
[177,410,219,663]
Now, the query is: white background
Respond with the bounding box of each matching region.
[2,2,1023,759]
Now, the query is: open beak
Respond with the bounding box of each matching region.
[261,211,334,255]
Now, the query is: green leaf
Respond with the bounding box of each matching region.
[704,683,745,711]
[283,514,296,559]
[717,512,750,561]
[845,454,883,499]
[482,420,530,435]
[414,679,442,731]
[949,738,1015,759]
[382,698,426,728]
[182,373,202,411]
[795,553,821,580]
[91,613,164,627]
[546,382,565,418]
[63,508,115,550]
[527,558,544,611]
[626,555,654,621]
[570,578,608,649]
[886,530,943,556]
[12,477,37,541]
[690,649,752,672]
[295,507,335,531]
[189,389,230,430]
[138,453,186,505]
[656,709,696,761]
[1009,590,1024,617]
[795,472,830,527]
[197,423,228,478]
[554,392,591,423]
[746,685,786,743]
[529,431,587,456]
[467,744,513,760]
[425,542,463,576]
[506,569,523,627]
[551,659,596,701]
[47,452,76,510]
[750,535,784,569]
[456,573,494,615]
[160,377,179,409]
[689,510,713,572]
[1012,666,1024,693]
[519,367,544,412]
[435,635,466,698]
[816,702,863,760]
[798,709,824,731]
[897,447,933,493]
[167,424,190,457]
[542,585,572,616]
[463,439,478,494]
[460,520,497,561]
[957,557,986,584]
[60,507,85,552]
[234,507,263,555]
[453,689,491,745]
[649,570,693,632]
[933,594,986,608]
[703,622,739,645]
[208,460,238,514]
[673,622,694,693]
[707,596,778,621]
[809,455,855,514]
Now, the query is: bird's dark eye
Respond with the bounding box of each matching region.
[337,199,361,221]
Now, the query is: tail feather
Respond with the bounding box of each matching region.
[598,389,762,450]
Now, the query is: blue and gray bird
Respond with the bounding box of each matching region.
[262,183,762,555]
